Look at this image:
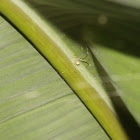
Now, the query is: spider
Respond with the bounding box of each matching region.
[75,47,89,66]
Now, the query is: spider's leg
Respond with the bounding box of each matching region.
[80,52,88,59]
[80,59,89,66]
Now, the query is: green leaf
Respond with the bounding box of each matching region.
[0,15,109,140]
[0,0,140,140]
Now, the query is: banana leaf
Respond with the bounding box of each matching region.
[0,0,140,140]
